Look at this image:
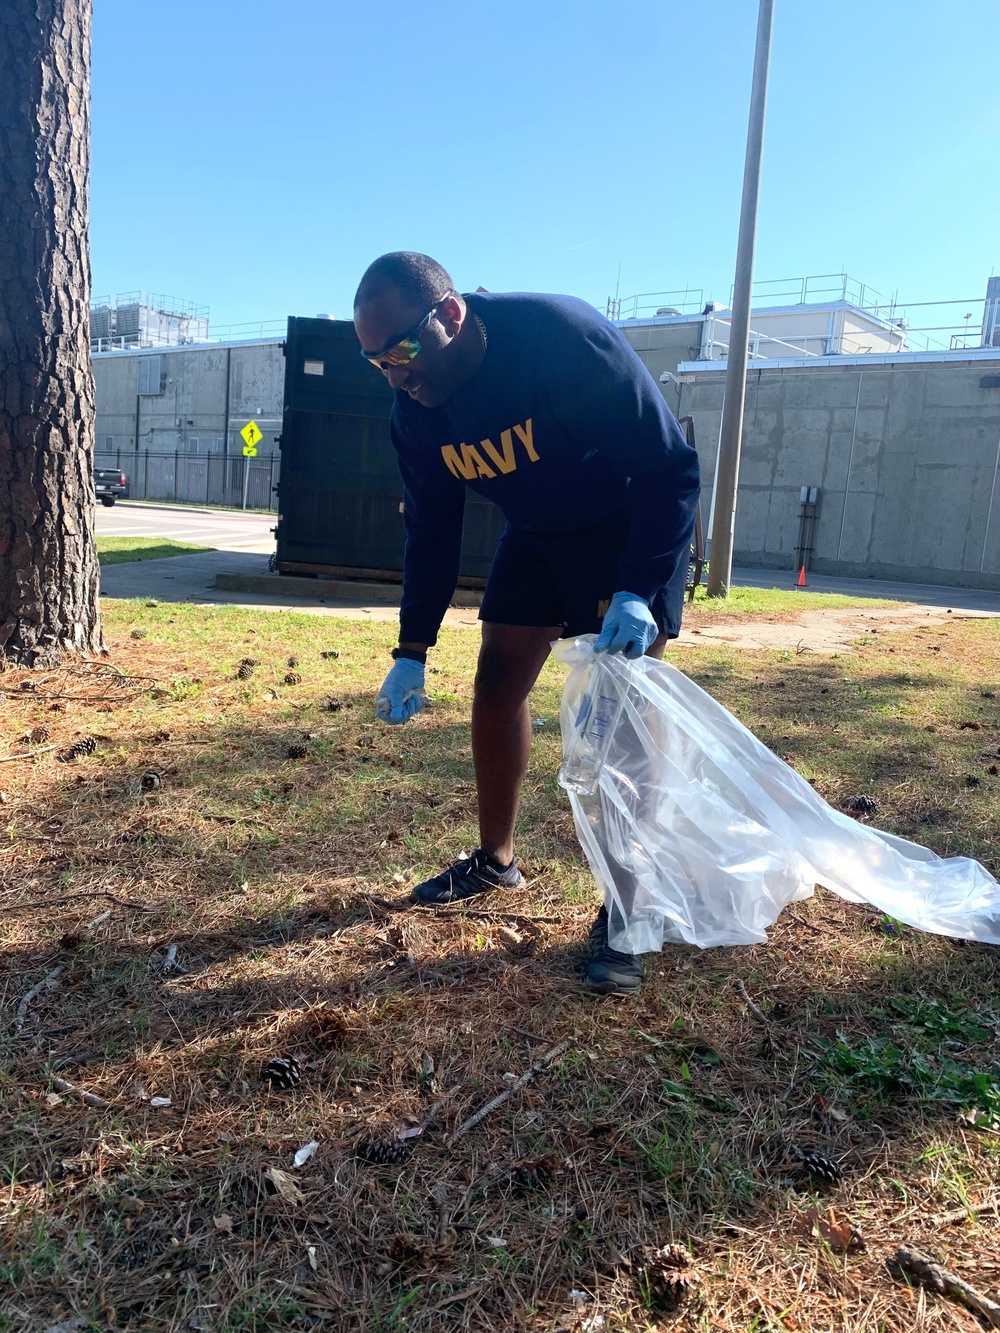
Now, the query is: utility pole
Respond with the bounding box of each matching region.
[707,0,775,598]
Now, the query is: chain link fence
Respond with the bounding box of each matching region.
[94,447,279,511]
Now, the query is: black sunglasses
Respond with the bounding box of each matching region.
[360,292,454,369]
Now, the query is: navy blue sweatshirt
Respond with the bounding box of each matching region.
[390,292,700,645]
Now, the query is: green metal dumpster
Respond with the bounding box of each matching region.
[274,316,505,583]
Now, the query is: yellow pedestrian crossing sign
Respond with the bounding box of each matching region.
[240,420,262,453]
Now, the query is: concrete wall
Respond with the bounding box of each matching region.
[93,339,285,457]
[676,357,1000,588]
[619,320,704,416]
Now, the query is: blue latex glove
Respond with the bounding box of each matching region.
[376,658,426,725]
[594,591,658,659]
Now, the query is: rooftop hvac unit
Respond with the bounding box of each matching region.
[656,307,683,317]
[115,303,141,339]
[90,305,113,340]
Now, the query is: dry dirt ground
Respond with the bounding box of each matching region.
[678,607,999,655]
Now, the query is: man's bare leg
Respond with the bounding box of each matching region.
[472,622,562,866]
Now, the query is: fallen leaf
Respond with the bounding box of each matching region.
[213,1214,234,1234]
[793,1206,865,1254]
[45,1093,63,1107]
[265,1166,304,1203]
[293,1140,319,1168]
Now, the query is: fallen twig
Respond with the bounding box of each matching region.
[734,978,770,1024]
[511,1027,549,1045]
[154,942,188,974]
[929,1200,999,1228]
[0,745,57,763]
[432,905,562,925]
[14,965,64,1032]
[892,1244,1000,1328]
[50,1076,112,1110]
[447,1038,575,1145]
[0,890,155,914]
[785,911,825,935]
[420,1083,463,1132]
[363,890,561,926]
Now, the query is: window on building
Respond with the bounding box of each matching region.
[188,437,200,454]
[137,355,164,395]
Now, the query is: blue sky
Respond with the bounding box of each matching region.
[90,0,1000,329]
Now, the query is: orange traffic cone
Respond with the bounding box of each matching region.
[797,565,807,588]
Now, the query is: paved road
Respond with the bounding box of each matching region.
[96,501,275,553]
[732,566,1000,613]
[98,503,1000,621]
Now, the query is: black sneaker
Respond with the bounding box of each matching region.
[585,905,644,996]
[411,849,524,906]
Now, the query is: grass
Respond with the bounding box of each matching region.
[0,597,998,1331]
[96,536,212,564]
[686,583,899,617]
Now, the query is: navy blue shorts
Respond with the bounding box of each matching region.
[478,512,685,639]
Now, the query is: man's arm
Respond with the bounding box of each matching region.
[392,418,468,649]
[562,318,700,599]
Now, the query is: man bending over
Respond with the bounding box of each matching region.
[353,252,700,996]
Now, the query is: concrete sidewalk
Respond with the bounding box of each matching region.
[100,548,1000,619]
[731,566,1000,613]
[98,549,481,627]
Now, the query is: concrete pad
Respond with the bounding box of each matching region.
[98,549,1000,650]
[679,604,997,655]
[98,549,481,629]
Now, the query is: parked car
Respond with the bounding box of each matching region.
[93,466,128,507]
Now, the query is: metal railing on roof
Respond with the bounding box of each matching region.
[730,272,895,314]
[611,272,1000,358]
[91,292,210,319]
[607,288,706,321]
[90,319,288,354]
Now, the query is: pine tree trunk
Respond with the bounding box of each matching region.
[0,0,102,667]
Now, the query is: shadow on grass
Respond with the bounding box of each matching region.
[3,657,1000,1330]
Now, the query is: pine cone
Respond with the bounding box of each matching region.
[140,770,162,792]
[57,736,98,763]
[507,1152,562,1191]
[283,672,301,686]
[19,680,37,692]
[325,697,342,712]
[305,1005,351,1050]
[356,1137,412,1166]
[287,655,300,668]
[260,1055,301,1090]
[641,1244,701,1309]
[23,725,50,744]
[321,650,340,660]
[388,1229,456,1266]
[240,656,260,667]
[286,743,308,760]
[130,629,147,640]
[789,1143,843,1186]
[236,662,254,680]
[843,794,878,815]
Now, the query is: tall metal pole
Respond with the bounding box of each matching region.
[706,0,774,597]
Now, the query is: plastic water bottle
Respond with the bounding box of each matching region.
[558,659,627,797]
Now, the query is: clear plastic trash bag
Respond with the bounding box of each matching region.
[553,636,1000,954]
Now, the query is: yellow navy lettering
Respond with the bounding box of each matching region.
[441,418,538,480]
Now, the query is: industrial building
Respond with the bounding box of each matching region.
[91,274,1000,589]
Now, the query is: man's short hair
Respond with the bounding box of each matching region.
[354,252,454,312]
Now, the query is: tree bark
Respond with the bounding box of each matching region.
[0,0,102,667]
